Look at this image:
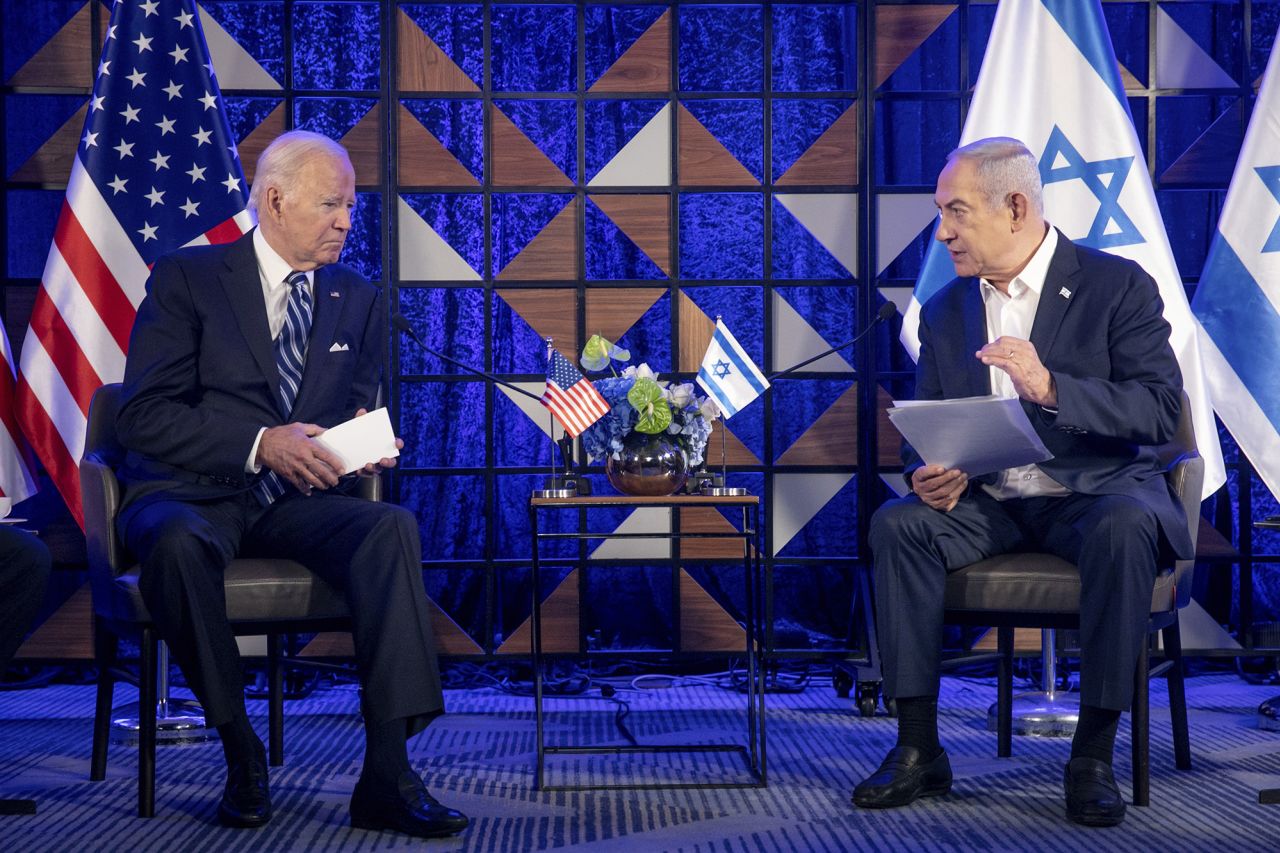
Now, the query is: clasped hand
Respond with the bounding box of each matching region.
[257,408,404,495]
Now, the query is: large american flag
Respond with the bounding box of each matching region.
[16,0,253,527]
[541,350,610,438]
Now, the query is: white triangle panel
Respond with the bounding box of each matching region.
[1155,8,1237,89]
[495,383,580,464]
[879,472,910,498]
[771,291,852,374]
[877,194,939,275]
[771,472,854,556]
[775,193,857,275]
[877,286,915,317]
[397,197,481,281]
[197,4,281,91]
[591,508,671,559]
[588,103,671,187]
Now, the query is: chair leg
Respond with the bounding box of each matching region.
[997,626,1013,758]
[138,628,158,818]
[1163,619,1192,771]
[1132,639,1150,808]
[268,633,283,767]
[90,619,116,782]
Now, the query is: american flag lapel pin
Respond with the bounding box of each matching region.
[330,291,340,298]
[1059,286,1072,299]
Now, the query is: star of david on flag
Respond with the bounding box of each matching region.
[14,0,253,527]
[1192,21,1280,502]
[697,319,768,418]
[900,0,1224,499]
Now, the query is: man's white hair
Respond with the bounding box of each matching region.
[947,137,1044,217]
[248,130,350,215]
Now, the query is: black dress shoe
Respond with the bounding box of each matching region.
[217,758,271,828]
[852,746,952,808]
[350,771,469,838]
[1063,757,1126,827]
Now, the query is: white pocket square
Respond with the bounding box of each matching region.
[329,342,350,353]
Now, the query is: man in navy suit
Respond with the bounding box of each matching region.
[851,138,1191,827]
[117,131,466,837]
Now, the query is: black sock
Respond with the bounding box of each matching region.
[1070,704,1121,764]
[360,717,412,791]
[894,696,941,758]
[217,714,263,767]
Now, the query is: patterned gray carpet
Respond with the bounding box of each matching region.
[1,671,1278,851]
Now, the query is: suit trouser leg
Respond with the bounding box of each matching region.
[121,497,250,728]
[246,493,443,735]
[869,493,1024,700]
[1028,493,1160,711]
[0,526,52,672]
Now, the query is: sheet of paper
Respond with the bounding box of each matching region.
[314,407,399,474]
[886,395,1053,476]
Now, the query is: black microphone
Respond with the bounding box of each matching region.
[767,301,897,381]
[393,313,543,401]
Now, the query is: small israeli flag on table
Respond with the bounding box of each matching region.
[697,319,769,418]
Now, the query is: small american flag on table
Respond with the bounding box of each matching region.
[541,350,609,437]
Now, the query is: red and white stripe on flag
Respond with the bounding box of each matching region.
[14,0,253,528]
[542,381,611,437]
[0,323,37,519]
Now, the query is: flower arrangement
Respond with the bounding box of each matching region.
[577,335,719,467]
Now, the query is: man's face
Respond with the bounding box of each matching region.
[933,157,1019,282]
[265,153,356,271]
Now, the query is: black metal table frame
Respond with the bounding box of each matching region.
[528,494,765,791]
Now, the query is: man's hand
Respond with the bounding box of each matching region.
[911,464,968,512]
[352,407,404,477]
[976,335,1057,407]
[257,423,344,495]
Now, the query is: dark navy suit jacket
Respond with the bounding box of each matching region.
[116,229,384,519]
[909,230,1193,559]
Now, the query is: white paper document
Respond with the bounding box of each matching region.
[314,407,400,474]
[886,395,1052,476]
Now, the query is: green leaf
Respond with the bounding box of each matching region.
[629,377,672,433]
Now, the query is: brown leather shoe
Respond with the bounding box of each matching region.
[350,771,469,838]
[852,746,952,808]
[1063,757,1126,826]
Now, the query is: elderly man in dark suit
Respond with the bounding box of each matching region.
[116,130,466,837]
[852,137,1191,827]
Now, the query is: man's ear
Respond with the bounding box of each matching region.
[263,185,284,223]
[1007,191,1029,231]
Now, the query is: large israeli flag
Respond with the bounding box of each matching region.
[901,0,1225,498]
[1192,25,1280,501]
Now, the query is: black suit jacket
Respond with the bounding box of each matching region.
[910,230,1193,559]
[117,230,385,516]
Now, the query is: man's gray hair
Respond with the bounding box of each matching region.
[946,137,1044,217]
[248,130,350,214]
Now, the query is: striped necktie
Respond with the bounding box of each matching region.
[254,270,314,504]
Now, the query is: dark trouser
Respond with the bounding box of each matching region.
[869,489,1160,711]
[120,489,443,735]
[0,526,52,672]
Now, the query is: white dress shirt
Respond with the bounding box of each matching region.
[978,226,1070,501]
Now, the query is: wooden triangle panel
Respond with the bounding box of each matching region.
[497,198,578,280]
[496,288,578,359]
[339,102,382,185]
[679,570,746,652]
[777,384,899,467]
[589,194,671,276]
[11,103,87,183]
[678,509,757,560]
[15,584,92,660]
[497,568,581,654]
[8,2,108,87]
[677,291,716,372]
[874,5,956,89]
[705,420,761,466]
[397,104,480,186]
[777,106,858,186]
[1159,100,1245,186]
[585,288,664,345]
[396,9,480,92]
[677,104,758,186]
[1118,63,1143,91]
[298,599,481,657]
[491,105,573,187]
[236,102,287,184]
[590,9,671,93]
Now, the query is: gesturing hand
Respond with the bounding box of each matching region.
[351,407,405,478]
[911,464,968,512]
[257,422,344,495]
[976,335,1057,408]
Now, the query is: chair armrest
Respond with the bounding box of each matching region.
[1166,450,1204,609]
[79,456,126,587]
[356,470,383,502]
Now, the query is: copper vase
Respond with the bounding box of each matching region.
[605,433,690,496]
